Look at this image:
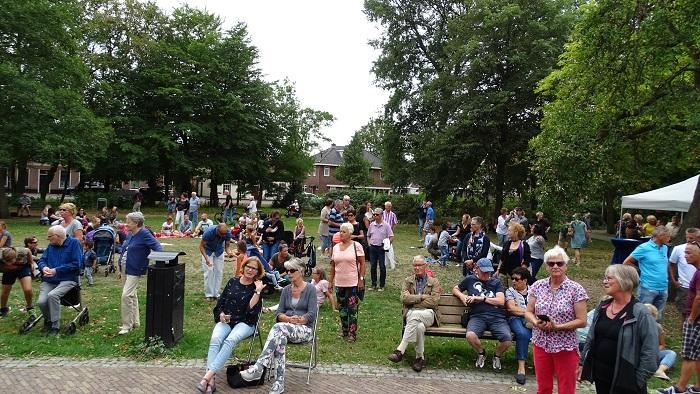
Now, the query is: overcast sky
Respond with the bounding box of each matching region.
[154,0,390,148]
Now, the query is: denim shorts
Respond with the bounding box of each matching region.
[320,235,330,250]
[467,314,512,342]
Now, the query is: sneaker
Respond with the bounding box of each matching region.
[269,380,284,394]
[368,286,376,291]
[654,370,670,381]
[687,387,700,394]
[0,307,9,317]
[240,364,264,381]
[19,306,33,314]
[118,327,131,335]
[378,287,385,292]
[388,350,403,363]
[515,373,526,385]
[657,386,687,394]
[46,327,60,337]
[476,352,486,368]
[274,285,283,291]
[492,355,502,370]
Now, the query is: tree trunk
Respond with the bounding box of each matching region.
[235,181,241,205]
[673,179,700,245]
[493,155,505,227]
[14,160,28,194]
[604,189,617,234]
[40,163,59,201]
[209,178,219,207]
[103,176,111,192]
[0,167,9,218]
[59,165,70,204]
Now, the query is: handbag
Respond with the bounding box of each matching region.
[353,241,365,301]
[460,309,470,328]
[226,362,267,388]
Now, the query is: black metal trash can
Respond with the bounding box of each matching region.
[145,251,186,347]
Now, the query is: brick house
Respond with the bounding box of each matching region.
[303,144,390,194]
[6,162,81,195]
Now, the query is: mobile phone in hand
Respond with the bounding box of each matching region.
[537,314,550,322]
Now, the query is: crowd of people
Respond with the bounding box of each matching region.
[3,194,700,394]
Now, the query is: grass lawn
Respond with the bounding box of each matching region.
[0,208,682,388]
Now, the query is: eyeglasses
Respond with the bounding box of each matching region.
[347,213,355,216]
[244,265,259,272]
[602,276,615,282]
[287,268,298,274]
[373,214,380,216]
[547,261,565,267]
[59,208,68,211]
[29,240,38,244]
[511,277,524,281]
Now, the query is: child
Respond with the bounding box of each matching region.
[234,240,248,277]
[82,239,97,287]
[437,223,451,266]
[646,303,676,380]
[311,267,336,309]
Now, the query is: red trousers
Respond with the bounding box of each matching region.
[533,345,579,394]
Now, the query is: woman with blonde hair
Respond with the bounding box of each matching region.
[497,222,530,289]
[198,256,265,393]
[56,203,82,238]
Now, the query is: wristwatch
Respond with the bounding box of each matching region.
[255,291,261,295]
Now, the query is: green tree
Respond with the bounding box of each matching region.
[365,0,574,216]
[335,133,373,188]
[531,0,700,231]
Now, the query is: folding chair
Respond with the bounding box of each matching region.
[245,301,265,363]
[286,304,319,384]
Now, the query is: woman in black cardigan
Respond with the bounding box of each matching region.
[497,222,531,289]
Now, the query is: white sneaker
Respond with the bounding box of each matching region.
[492,356,502,370]
[269,380,284,394]
[240,364,263,381]
[118,327,131,335]
[476,352,486,368]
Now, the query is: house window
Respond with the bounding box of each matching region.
[311,167,316,177]
[223,184,231,192]
[303,185,308,192]
[4,171,8,188]
[323,167,330,177]
[379,171,383,180]
[59,170,69,188]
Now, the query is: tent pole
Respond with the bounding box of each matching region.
[681,212,684,224]
[618,205,623,237]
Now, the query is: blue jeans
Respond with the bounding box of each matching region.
[639,286,668,321]
[497,233,507,247]
[418,218,425,236]
[529,258,544,284]
[369,245,386,288]
[265,271,281,287]
[262,241,280,262]
[223,208,234,225]
[438,245,449,265]
[320,235,331,251]
[659,349,677,369]
[189,211,198,226]
[207,321,255,372]
[509,317,532,360]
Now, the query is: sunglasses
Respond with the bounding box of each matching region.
[511,277,524,281]
[59,208,68,211]
[373,213,380,216]
[347,213,355,216]
[547,261,565,267]
[287,268,298,274]
[244,265,259,271]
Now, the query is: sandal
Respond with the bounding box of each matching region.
[196,379,208,393]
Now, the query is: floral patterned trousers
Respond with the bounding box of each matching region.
[336,286,359,339]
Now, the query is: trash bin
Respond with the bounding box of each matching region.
[145,251,186,347]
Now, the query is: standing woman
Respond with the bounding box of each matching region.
[524,247,588,394]
[452,214,471,264]
[579,264,658,394]
[346,210,365,245]
[570,214,588,265]
[496,208,509,246]
[240,258,317,394]
[497,223,530,289]
[198,257,265,393]
[56,203,83,238]
[527,224,546,283]
[329,222,366,342]
[118,212,162,335]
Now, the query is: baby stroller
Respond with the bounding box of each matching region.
[302,237,316,277]
[246,246,289,295]
[19,285,89,335]
[93,226,117,277]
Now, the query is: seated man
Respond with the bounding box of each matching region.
[452,258,511,370]
[17,194,32,217]
[37,226,82,335]
[193,213,214,237]
[388,255,441,372]
[178,215,193,237]
[269,243,292,275]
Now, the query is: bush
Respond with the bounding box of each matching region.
[74,190,131,211]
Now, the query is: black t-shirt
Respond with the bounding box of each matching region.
[176,199,189,212]
[457,275,506,318]
[262,219,284,244]
[592,310,624,383]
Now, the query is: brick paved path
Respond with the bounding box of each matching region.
[0,357,586,393]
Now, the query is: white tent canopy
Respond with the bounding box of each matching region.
[621,174,699,212]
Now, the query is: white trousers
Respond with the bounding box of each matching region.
[201,252,224,298]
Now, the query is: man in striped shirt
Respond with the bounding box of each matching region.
[328,199,344,245]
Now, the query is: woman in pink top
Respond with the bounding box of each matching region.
[524,246,588,394]
[329,222,365,342]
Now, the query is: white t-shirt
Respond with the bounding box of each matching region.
[247,200,257,213]
[670,243,696,288]
[496,215,508,235]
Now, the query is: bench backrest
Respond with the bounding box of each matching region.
[437,294,467,325]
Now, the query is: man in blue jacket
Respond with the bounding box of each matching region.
[37,225,82,335]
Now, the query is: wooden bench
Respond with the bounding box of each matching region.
[405,294,510,341]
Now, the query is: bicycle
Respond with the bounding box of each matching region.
[214,207,240,224]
